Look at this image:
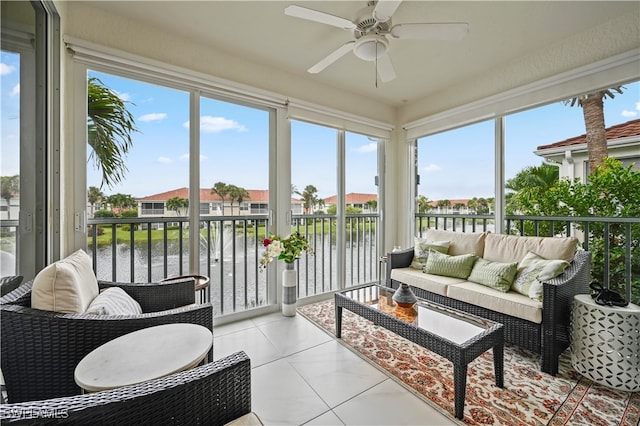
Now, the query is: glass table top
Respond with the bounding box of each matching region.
[340,284,494,345]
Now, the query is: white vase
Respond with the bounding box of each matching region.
[282,263,297,316]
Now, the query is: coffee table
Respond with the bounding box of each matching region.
[74,323,213,392]
[335,284,504,420]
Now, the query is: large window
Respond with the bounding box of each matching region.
[86,71,190,282]
[291,121,382,294]
[1,1,58,279]
[416,120,495,232]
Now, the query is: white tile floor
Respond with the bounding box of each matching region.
[214,308,458,426]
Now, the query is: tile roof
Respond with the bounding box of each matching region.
[137,188,271,202]
[323,193,378,204]
[537,118,640,150]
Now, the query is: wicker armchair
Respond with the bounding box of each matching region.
[0,351,252,425]
[0,278,213,403]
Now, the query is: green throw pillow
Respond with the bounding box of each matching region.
[512,252,570,301]
[423,250,477,279]
[467,259,518,292]
[410,238,450,269]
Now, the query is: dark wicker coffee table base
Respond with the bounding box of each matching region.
[335,287,504,420]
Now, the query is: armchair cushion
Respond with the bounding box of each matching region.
[85,287,143,315]
[31,249,99,313]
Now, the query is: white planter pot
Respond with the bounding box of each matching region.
[282,263,297,316]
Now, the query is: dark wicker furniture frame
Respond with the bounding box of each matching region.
[0,351,251,425]
[335,284,504,420]
[386,248,591,375]
[1,278,214,403]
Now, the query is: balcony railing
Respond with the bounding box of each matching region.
[416,213,640,304]
[2,212,636,313]
[86,213,380,316]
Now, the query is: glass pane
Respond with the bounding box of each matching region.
[291,120,337,296]
[87,71,189,282]
[199,96,270,314]
[416,120,495,233]
[345,131,379,285]
[0,50,20,276]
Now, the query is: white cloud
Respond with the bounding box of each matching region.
[115,90,131,102]
[354,142,377,153]
[622,110,637,118]
[422,164,442,173]
[183,116,247,133]
[157,157,172,164]
[0,63,15,76]
[636,101,640,111]
[139,113,167,122]
[10,83,19,96]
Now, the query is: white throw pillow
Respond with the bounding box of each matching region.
[85,287,143,315]
[31,249,99,313]
[512,251,570,301]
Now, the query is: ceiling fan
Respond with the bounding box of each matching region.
[285,0,468,83]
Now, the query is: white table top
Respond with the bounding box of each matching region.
[74,323,213,392]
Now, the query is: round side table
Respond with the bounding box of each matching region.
[571,294,640,392]
[161,274,210,304]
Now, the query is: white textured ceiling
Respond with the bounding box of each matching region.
[88,1,638,108]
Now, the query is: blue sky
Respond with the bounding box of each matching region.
[1,52,639,200]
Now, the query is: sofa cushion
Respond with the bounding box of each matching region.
[425,229,487,257]
[467,258,518,292]
[31,249,99,313]
[447,282,543,323]
[512,252,570,301]
[483,233,578,264]
[423,250,477,279]
[85,287,143,315]
[390,267,465,296]
[410,238,450,269]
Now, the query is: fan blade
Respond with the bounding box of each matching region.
[390,23,469,40]
[285,5,356,30]
[308,41,355,74]
[373,0,403,23]
[377,53,396,82]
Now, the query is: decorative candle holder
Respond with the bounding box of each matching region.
[392,283,417,308]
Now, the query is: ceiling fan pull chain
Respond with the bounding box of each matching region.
[375,40,379,88]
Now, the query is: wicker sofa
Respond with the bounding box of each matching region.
[0,351,253,425]
[0,278,213,403]
[386,230,591,375]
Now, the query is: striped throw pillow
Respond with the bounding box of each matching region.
[85,287,143,315]
[423,250,477,279]
[467,258,518,292]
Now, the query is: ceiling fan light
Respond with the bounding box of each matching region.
[354,34,389,61]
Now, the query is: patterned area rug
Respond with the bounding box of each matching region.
[298,300,640,426]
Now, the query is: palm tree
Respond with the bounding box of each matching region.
[297,185,320,214]
[106,193,136,213]
[416,195,431,213]
[87,77,138,189]
[166,196,189,216]
[563,87,624,173]
[228,185,250,215]
[211,182,230,215]
[87,186,104,217]
[1,175,19,220]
